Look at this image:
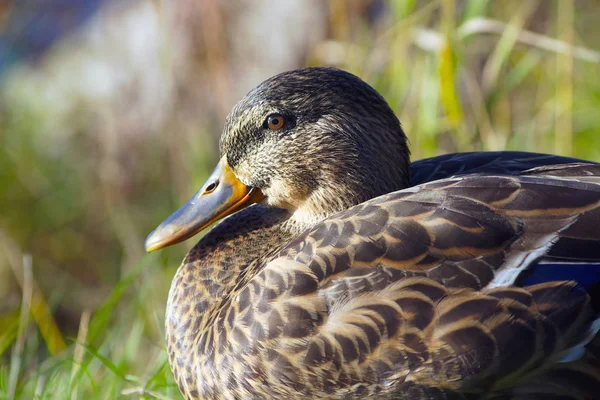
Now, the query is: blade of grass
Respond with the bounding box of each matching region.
[438,40,463,123]
[70,310,90,400]
[417,56,441,157]
[34,375,45,399]
[65,354,97,398]
[458,17,600,63]
[8,254,32,400]
[121,386,174,400]
[391,0,417,19]
[81,344,128,382]
[502,50,543,93]
[462,65,497,150]
[0,230,67,356]
[439,0,468,151]
[481,0,540,92]
[555,0,574,156]
[87,253,157,344]
[462,0,489,22]
[0,309,20,358]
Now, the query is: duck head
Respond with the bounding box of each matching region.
[145,67,409,252]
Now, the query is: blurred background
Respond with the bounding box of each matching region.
[1,0,600,398]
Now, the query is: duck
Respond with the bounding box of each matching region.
[145,67,600,400]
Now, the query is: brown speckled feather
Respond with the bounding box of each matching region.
[167,166,600,399]
[151,68,600,400]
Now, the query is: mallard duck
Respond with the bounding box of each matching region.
[145,67,600,400]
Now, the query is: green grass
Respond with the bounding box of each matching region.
[1,0,600,398]
[0,252,183,399]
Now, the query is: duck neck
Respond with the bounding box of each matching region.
[167,205,294,311]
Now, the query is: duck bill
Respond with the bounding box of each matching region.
[144,157,264,252]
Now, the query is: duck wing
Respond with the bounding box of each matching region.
[234,164,600,398]
[410,151,593,186]
[412,155,600,288]
[281,164,600,291]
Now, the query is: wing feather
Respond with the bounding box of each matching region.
[229,164,600,398]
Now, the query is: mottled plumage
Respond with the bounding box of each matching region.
[146,68,600,400]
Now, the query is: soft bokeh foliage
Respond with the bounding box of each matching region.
[1,0,599,398]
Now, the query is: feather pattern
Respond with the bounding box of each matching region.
[164,165,600,399]
[147,68,600,400]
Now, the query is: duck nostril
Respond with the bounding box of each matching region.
[205,181,219,193]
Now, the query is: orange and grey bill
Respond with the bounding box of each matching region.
[144,157,264,252]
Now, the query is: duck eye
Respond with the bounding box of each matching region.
[266,114,285,131]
